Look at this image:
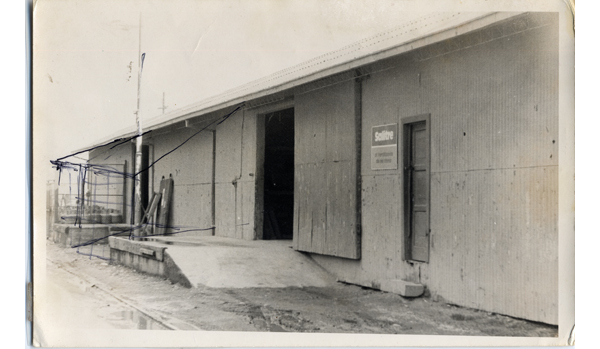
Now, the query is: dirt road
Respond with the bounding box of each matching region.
[43,241,557,336]
[45,259,170,331]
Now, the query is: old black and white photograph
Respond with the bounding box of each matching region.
[31,0,574,347]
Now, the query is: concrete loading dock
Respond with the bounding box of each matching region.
[108,235,335,289]
[65,12,560,325]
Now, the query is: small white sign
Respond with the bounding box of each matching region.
[371,124,398,170]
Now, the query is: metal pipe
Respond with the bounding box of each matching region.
[133,13,145,238]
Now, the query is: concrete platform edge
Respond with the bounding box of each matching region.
[108,236,193,288]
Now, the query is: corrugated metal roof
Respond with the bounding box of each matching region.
[78,11,521,152]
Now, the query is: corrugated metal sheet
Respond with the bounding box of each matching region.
[311,12,559,324]
[214,109,261,239]
[429,167,558,324]
[423,15,559,324]
[424,14,558,173]
[150,128,214,231]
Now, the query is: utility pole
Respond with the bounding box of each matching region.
[133,13,145,238]
[158,92,168,114]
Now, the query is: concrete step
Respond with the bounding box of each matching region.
[380,279,424,297]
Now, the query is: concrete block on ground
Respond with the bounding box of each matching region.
[67,226,111,246]
[49,225,69,246]
[108,236,166,261]
[53,224,70,234]
[109,214,124,224]
[108,224,134,233]
[110,248,167,277]
[108,237,191,287]
[380,279,424,297]
[108,225,133,239]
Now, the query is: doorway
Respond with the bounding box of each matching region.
[402,114,430,262]
[263,108,294,240]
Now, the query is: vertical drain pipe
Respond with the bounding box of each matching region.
[211,129,216,235]
[233,110,245,239]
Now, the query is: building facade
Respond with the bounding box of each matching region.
[86,12,559,325]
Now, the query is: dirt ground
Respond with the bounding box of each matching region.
[43,240,557,336]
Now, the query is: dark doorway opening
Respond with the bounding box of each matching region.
[402,114,430,263]
[140,145,150,212]
[131,144,151,218]
[263,108,294,240]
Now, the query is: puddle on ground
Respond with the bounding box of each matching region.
[110,310,169,330]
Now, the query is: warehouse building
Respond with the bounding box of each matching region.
[78,12,559,325]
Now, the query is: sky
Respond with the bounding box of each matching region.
[33,0,432,170]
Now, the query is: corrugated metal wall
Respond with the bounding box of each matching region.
[150,127,214,233]
[214,109,260,240]
[422,14,558,325]
[311,13,558,324]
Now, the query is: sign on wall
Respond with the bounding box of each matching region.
[371,123,398,170]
